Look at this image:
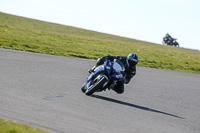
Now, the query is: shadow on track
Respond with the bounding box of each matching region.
[91,94,184,119]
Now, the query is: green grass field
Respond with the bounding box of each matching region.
[0,118,49,133]
[0,12,199,73]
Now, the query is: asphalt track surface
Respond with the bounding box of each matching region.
[0,48,200,133]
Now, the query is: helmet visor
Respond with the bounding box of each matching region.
[128,59,137,66]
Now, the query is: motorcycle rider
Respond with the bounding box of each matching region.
[87,53,139,94]
[166,33,172,38]
[165,33,174,45]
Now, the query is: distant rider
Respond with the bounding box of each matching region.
[165,33,174,45]
[88,53,139,94]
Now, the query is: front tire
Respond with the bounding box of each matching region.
[81,83,86,93]
[85,77,107,96]
[176,42,179,47]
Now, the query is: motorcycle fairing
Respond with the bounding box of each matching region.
[86,60,113,89]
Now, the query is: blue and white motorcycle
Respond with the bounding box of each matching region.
[81,59,125,96]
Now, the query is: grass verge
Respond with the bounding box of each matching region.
[0,12,200,73]
[0,118,49,133]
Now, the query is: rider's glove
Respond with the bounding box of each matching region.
[115,73,123,79]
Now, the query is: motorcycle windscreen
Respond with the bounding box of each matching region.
[113,59,125,73]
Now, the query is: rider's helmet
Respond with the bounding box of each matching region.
[127,53,139,67]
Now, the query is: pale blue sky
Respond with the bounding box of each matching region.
[1,0,200,50]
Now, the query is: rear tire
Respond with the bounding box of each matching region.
[85,77,107,96]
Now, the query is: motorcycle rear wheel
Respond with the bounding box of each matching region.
[85,76,107,96]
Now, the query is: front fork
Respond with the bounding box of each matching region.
[87,74,111,92]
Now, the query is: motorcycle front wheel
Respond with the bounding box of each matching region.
[85,76,108,96]
[175,42,179,47]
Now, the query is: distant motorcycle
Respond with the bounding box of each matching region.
[81,59,125,96]
[162,36,179,47]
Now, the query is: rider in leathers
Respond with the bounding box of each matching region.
[89,53,139,94]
